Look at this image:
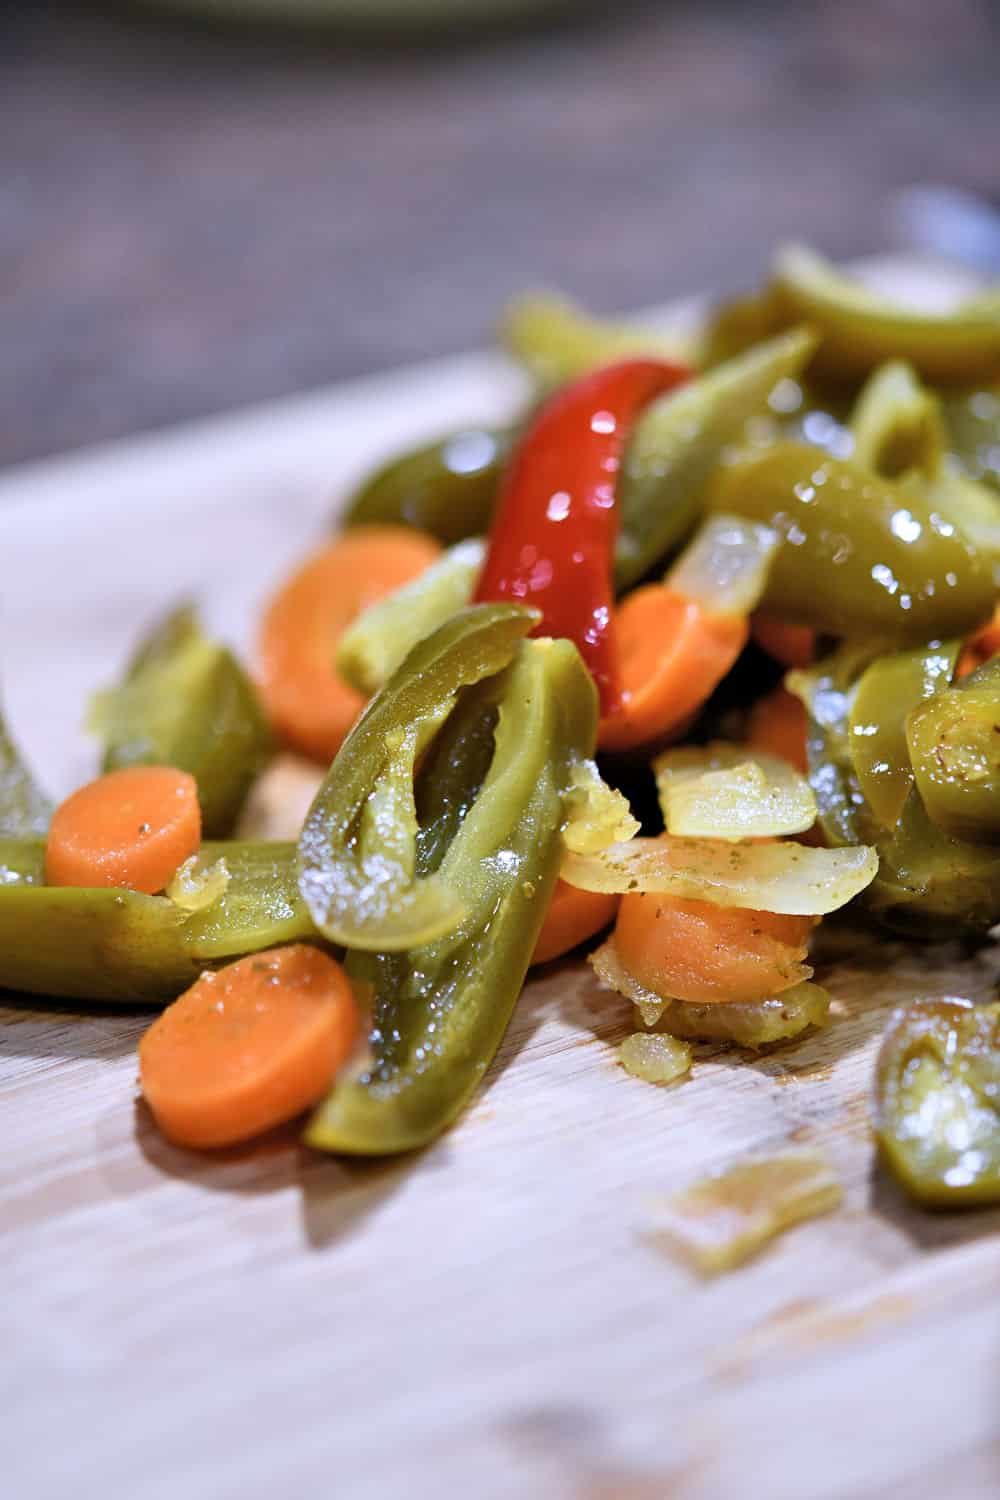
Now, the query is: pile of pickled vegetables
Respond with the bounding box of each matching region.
[3,245,999,1214]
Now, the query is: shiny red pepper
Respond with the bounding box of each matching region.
[473,358,691,713]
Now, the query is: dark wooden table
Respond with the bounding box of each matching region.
[3,0,998,468]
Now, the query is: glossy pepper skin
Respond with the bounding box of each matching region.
[0,839,316,1002]
[92,606,273,838]
[848,640,961,829]
[305,634,599,1156]
[298,602,538,954]
[874,999,1000,1208]
[906,655,1000,843]
[343,426,514,545]
[474,358,691,713]
[709,442,995,642]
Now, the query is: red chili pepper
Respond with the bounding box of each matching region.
[473,358,691,714]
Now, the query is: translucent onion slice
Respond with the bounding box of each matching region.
[648,1149,843,1274]
[166,853,231,913]
[562,759,640,855]
[563,834,877,915]
[618,1032,692,1085]
[591,936,829,1046]
[665,512,779,616]
[654,741,816,840]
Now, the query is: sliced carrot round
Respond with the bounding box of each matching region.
[139,944,359,1149]
[258,525,441,764]
[746,685,809,775]
[751,614,816,668]
[46,765,201,894]
[615,890,814,1005]
[531,880,619,966]
[598,586,748,753]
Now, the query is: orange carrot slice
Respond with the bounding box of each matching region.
[139,944,359,1149]
[258,525,441,764]
[751,614,816,668]
[598,587,747,752]
[614,892,815,1005]
[531,880,619,965]
[746,685,809,775]
[46,765,201,894]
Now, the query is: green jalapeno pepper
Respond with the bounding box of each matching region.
[849,359,945,478]
[906,656,1000,843]
[942,385,1000,493]
[709,442,995,641]
[0,838,316,1002]
[788,645,890,848]
[771,245,1000,385]
[343,426,515,544]
[0,717,51,838]
[867,786,1000,936]
[874,998,1000,1208]
[90,606,272,838]
[298,602,539,953]
[502,291,697,391]
[305,632,599,1155]
[848,640,961,829]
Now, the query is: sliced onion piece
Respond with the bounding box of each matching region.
[618,1032,692,1085]
[563,833,877,915]
[654,741,816,840]
[666,513,779,616]
[562,759,639,855]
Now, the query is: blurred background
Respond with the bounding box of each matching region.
[3,0,998,468]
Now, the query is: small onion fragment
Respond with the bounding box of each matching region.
[654,741,816,840]
[666,512,779,616]
[618,1032,692,1085]
[166,853,231,913]
[563,834,878,916]
[648,1149,843,1275]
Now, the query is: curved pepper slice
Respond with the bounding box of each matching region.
[298,602,538,952]
[906,655,1000,843]
[0,838,316,1002]
[474,358,691,713]
[305,634,599,1155]
[874,999,1000,1207]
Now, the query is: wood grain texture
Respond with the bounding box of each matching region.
[2,262,1000,1500]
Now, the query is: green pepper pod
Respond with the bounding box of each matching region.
[0,839,315,1002]
[867,787,1000,936]
[305,635,598,1155]
[772,244,1000,384]
[709,442,995,640]
[502,292,696,391]
[337,538,486,697]
[874,998,1000,1208]
[849,359,945,478]
[342,426,514,544]
[0,716,51,838]
[906,656,1000,843]
[298,602,538,953]
[613,328,817,590]
[848,640,961,829]
[91,606,272,837]
[787,645,885,847]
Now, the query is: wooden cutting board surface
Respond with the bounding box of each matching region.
[2,259,998,1500]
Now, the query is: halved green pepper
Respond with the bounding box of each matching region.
[708,442,995,640]
[343,426,515,544]
[90,606,272,837]
[304,632,598,1155]
[848,640,961,828]
[906,656,1000,843]
[0,839,315,1002]
[874,999,1000,1208]
[298,602,538,953]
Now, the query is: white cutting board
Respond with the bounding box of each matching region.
[2,257,998,1500]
